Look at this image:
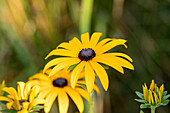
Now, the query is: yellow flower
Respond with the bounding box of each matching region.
[29,69,100,113]
[44,32,134,92]
[142,80,164,105]
[0,82,45,113]
[0,80,5,96]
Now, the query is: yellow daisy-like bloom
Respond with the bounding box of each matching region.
[143,80,164,105]
[0,80,5,96]
[44,32,134,92]
[29,69,100,113]
[0,82,45,113]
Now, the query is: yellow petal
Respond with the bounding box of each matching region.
[112,57,134,70]
[29,86,40,103]
[149,80,155,91]
[81,32,90,48]
[96,39,127,55]
[13,100,21,111]
[29,98,45,110]
[43,57,77,73]
[17,82,26,100]
[2,87,19,100]
[38,88,52,99]
[153,92,158,104]
[94,38,112,51]
[49,58,80,77]
[160,84,164,94]
[71,61,85,89]
[24,81,37,100]
[58,91,69,113]
[90,61,109,91]
[65,87,84,112]
[93,84,100,95]
[93,55,124,74]
[22,102,29,110]
[142,84,147,100]
[6,102,14,109]
[17,109,28,113]
[89,32,102,49]
[29,74,48,81]
[85,62,95,93]
[57,42,71,50]
[69,38,82,53]
[75,88,90,101]
[44,89,60,113]
[0,96,12,102]
[110,53,133,62]
[45,49,77,59]
[70,37,83,49]
[77,81,100,95]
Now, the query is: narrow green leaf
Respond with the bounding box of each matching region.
[135,91,144,99]
[162,91,167,97]
[31,105,44,110]
[135,99,146,103]
[140,110,144,113]
[161,100,169,106]
[163,94,170,100]
[68,63,78,71]
[140,104,150,109]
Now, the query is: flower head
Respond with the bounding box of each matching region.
[0,80,5,96]
[44,32,134,92]
[142,80,164,105]
[0,82,45,113]
[135,80,170,109]
[29,69,99,113]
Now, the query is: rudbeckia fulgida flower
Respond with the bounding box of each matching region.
[44,32,134,92]
[29,69,100,113]
[0,82,45,113]
[135,80,170,110]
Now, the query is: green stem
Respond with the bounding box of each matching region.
[89,92,94,113]
[79,0,94,33]
[151,106,156,113]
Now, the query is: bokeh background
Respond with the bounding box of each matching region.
[0,0,170,113]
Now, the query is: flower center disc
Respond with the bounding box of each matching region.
[53,78,68,87]
[78,48,96,61]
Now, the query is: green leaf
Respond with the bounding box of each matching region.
[29,112,39,113]
[135,91,144,99]
[0,109,17,113]
[161,100,169,106]
[31,105,44,110]
[68,63,78,71]
[140,110,144,113]
[140,104,150,109]
[162,91,167,97]
[135,99,146,103]
[163,94,170,100]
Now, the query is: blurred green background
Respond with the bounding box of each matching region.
[0,0,170,113]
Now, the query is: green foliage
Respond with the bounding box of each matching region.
[68,63,79,71]
[31,105,44,111]
[134,99,146,103]
[140,110,144,113]
[135,91,144,99]
[0,109,17,113]
[140,104,150,109]
[161,100,169,106]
